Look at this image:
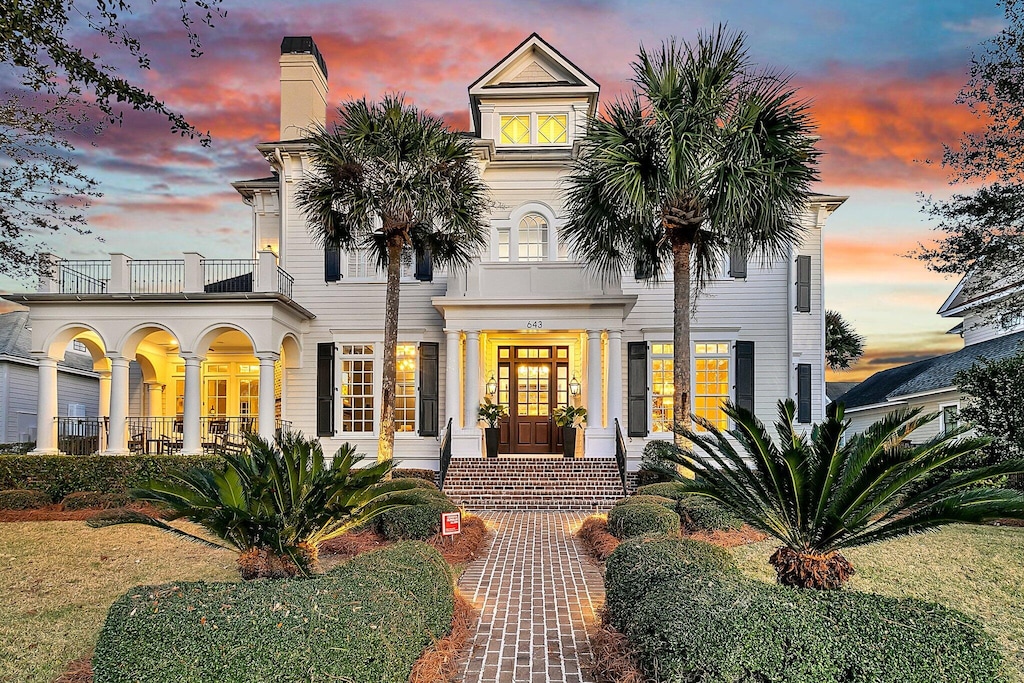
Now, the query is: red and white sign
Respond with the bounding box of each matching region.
[441,511,462,536]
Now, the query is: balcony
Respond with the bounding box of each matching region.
[41,251,294,299]
[447,261,623,299]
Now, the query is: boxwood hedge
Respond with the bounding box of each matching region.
[605,537,1006,682]
[60,491,132,510]
[613,494,677,510]
[375,487,459,540]
[675,495,743,532]
[635,481,690,499]
[93,541,454,683]
[607,502,681,539]
[0,488,52,509]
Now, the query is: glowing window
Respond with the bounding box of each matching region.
[695,343,730,431]
[538,115,567,144]
[518,213,548,262]
[396,344,417,433]
[651,343,674,433]
[340,344,375,433]
[500,115,530,144]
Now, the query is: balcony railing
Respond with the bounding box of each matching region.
[277,266,294,299]
[130,259,185,294]
[125,416,291,455]
[57,417,108,455]
[203,259,256,293]
[58,261,110,294]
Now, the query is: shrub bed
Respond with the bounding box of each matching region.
[60,491,132,511]
[635,481,690,499]
[394,468,437,485]
[390,476,439,491]
[613,494,676,510]
[0,488,52,509]
[93,542,454,683]
[607,502,680,539]
[0,455,223,501]
[604,537,1005,682]
[675,495,743,532]
[375,488,459,540]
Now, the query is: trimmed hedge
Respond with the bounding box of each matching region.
[607,502,680,539]
[0,488,52,509]
[61,491,132,510]
[676,495,743,532]
[635,481,690,500]
[375,488,458,540]
[0,455,223,500]
[605,537,1006,682]
[393,467,437,484]
[390,476,439,491]
[613,494,676,510]
[93,541,454,683]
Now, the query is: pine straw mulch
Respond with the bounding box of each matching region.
[409,590,476,683]
[54,654,92,683]
[589,607,647,683]
[576,515,767,564]
[0,503,169,523]
[319,513,491,566]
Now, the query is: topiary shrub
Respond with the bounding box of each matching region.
[375,488,459,540]
[393,468,437,485]
[613,494,676,510]
[0,488,52,509]
[390,476,439,491]
[604,538,1006,683]
[635,481,690,500]
[607,502,680,539]
[61,491,132,510]
[676,494,743,532]
[93,542,454,683]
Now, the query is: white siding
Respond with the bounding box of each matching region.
[844,389,961,444]
[0,360,99,442]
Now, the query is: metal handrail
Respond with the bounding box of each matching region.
[438,418,454,489]
[58,260,110,294]
[277,266,294,298]
[129,259,185,293]
[614,418,629,494]
[56,416,108,455]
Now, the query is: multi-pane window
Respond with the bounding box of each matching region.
[518,213,548,261]
[651,343,674,433]
[500,115,530,144]
[940,404,960,434]
[695,343,730,431]
[346,249,413,279]
[396,344,416,433]
[340,344,374,433]
[538,115,567,144]
[238,379,258,418]
[497,226,510,262]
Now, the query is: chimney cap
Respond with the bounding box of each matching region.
[280,36,328,79]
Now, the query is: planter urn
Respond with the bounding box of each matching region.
[484,427,500,458]
[562,426,577,458]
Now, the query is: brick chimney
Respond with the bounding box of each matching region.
[279,36,328,140]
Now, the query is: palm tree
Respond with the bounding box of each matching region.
[658,400,1024,589]
[825,310,865,371]
[562,27,818,438]
[297,95,490,461]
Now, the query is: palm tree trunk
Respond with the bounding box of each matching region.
[378,239,403,462]
[673,239,692,447]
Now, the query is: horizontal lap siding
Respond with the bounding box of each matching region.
[792,215,826,423]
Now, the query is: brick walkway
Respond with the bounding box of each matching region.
[456,511,604,683]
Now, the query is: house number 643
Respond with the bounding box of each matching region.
[526,320,543,329]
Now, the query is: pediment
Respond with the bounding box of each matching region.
[469,33,599,94]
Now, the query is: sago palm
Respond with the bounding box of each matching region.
[658,400,1024,589]
[562,27,818,437]
[297,95,490,460]
[89,432,417,579]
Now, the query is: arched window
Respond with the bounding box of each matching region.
[518,213,548,262]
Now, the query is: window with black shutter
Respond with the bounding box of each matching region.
[735,341,755,414]
[627,342,648,437]
[796,255,811,312]
[797,363,812,423]
[316,342,335,436]
[414,249,433,282]
[324,245,341,282]
[729,245,747,279]
[418,342,439,436]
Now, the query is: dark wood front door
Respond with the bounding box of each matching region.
[512,360,554,453]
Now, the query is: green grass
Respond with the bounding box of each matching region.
[731,524,1024,681]
[0,521,236,683]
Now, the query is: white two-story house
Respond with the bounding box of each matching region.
[12,34,844,472]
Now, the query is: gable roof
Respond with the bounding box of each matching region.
[0,311,96,373]
[841,329,1024,409]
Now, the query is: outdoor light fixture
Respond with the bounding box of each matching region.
[569,376,581,396]
[485,374,497,397]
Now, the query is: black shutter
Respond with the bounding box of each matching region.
[735,341,755,414]
[414,249,433,282]
[797,363,812,424]
[796,255,811,312]
[316,342,335,436]
[418,342,439,436]
[729,245,747,279]
[633,259,654,281]
[627,342,648,437]
[325,245,342,282]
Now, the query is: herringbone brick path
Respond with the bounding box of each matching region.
[455,511,603,683]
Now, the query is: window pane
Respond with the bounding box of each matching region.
[500,115,530,144]
[497,227,510,262]
[538,115,567,144]
[396,344,417,432]
[518,213,548,261]
[341,345,375,433]
[651,345,674,432]
[694,342,730,431]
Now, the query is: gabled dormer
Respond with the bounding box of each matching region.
[468,33,599,151]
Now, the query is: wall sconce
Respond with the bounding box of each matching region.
[569,376,581,396]
[485,374,497,397]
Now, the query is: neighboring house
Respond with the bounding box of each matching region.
[826,382,858,404]
[9,35,844,469]
[0,310,99,445]
[839,273,1024,441]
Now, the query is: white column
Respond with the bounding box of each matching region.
[146,382,163,418]
[182,356,203,455]
[30,357,59,455]
[257,353,279,442]
[606,330,623,432]
[445,330,461,431]
[586,330,603,426]
[98,370,111,420]
[463,331,480,430]
[104,357,130,455]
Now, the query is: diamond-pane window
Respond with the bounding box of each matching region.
[500,115,530,144]
[538,115,567,144]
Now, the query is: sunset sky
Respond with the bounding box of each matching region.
[2,0,1003,381]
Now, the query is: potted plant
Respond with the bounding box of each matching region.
[478,398,507,459]
[553,405,588,458]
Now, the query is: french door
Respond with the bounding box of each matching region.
[497,346,569,454]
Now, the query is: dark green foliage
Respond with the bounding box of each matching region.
[0,454,222,501]
[604,538,1006,683]
[675,495,743,532]
[0,489,52,509]
[375,488,458,540]
[638,441,677,483]
[92,542,454,683]
[635,482,690,500]
[956,349,1024,472]
[389,476,439,491]
[825,309,864,371]
[614,494,676,510]
[393,468,437,485]
[60,491,132,510]
[607,502,680,539]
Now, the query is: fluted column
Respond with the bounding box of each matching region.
[445,330,461,430]
[104,357,130,454]
[182,355,203,455]
[257,353,279,441]
[30,357,59,455]
[463,331,480,430]
[606,330,623,432]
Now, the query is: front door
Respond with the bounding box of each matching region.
[512,360,553,453]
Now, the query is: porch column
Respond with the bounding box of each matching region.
[606,330,623,432]
[463,331,480,430]
[182,355,203,455]
[30,357,59,455]
[444,330,461,430]
[146,382,164,418]
[98,370,111,420]
[257,352,279,442]
[585,330,603,427]
[104,356,130,455]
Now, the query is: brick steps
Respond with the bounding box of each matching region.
[442,457,626,511]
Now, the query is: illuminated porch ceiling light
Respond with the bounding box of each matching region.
[569,376,581,396]
[485,374,497,397]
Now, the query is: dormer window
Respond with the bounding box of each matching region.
[501,116,530,144]
[538,115,567,144]
[498,113,569,146]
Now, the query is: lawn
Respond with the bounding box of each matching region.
[731,524,1024,681]
[0,521,236,683]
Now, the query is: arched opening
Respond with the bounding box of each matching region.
[117,325,183,454]
[39,325,109,455]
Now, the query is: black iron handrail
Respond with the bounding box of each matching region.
[438,418,453,489]
[58,260,110,294]
[614,418,628,494]
[56,417,108,455]
[129,259,185,293]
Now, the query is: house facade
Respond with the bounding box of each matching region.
[12,35,844,470]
